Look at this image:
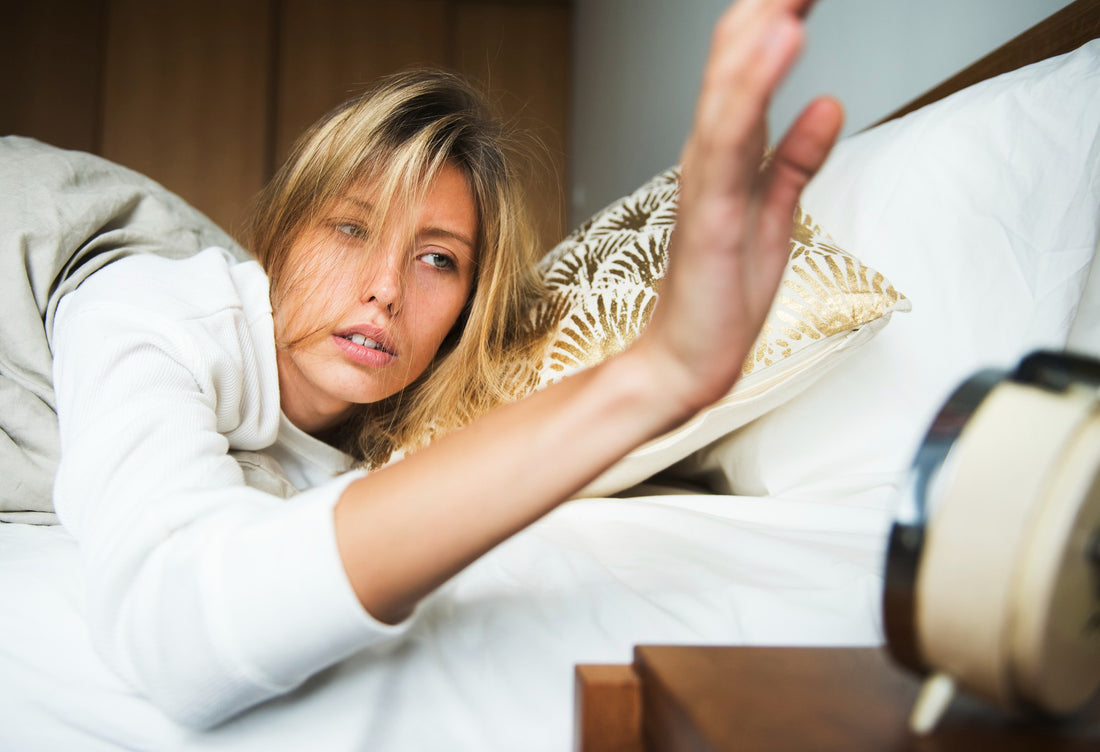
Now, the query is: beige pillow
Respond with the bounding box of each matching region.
[527,167,910,497]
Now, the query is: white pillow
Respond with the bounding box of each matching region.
[674,39,1100,503]
[1067,232,1100,356]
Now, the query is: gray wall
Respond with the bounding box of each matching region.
[569,0,1076,225]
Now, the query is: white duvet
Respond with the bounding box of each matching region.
[0,490,889,751]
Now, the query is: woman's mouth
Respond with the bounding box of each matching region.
[332,329,397,367]
[340,332,394,355]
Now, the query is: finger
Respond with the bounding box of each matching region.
[700,7,804,121]
[688,14,806,194]
[765,95,843,205]
[791,0,818,19]
[689,0,819,180]
[757,96,844,256]
[708,0,818,51]
[702,0,819,87]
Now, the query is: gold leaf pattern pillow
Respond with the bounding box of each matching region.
[526,167,910,497]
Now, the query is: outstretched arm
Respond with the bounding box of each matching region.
[334,0,844,624]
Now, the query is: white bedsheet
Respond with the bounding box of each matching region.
[0,489,889,751]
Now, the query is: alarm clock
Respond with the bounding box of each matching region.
[883,350,1100,733]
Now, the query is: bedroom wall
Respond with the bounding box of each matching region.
[0,0,571,250]
[569,0,1078,225]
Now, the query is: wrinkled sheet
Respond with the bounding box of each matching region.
[0,489,890,752]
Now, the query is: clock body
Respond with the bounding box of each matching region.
[884,351,1100,716]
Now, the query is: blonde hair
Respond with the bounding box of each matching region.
[246,69,546,467]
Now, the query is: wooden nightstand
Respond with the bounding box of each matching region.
[575,646,1100,751]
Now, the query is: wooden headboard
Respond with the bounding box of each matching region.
[875,0,1100,126]
[0,0,572,250]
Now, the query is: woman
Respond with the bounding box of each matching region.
[50,0,842,729]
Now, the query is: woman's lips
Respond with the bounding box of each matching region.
[332,329,397,367]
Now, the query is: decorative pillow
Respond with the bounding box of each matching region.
[523,166,910,498]
[675,39,1100,504]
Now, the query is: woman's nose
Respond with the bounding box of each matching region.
[361,258,404,315]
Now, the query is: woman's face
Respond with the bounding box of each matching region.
[275,164,478,434]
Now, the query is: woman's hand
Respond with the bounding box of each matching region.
[635,0,844,413]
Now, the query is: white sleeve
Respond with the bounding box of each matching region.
[51,288,408,729]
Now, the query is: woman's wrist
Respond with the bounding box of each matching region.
[598,336,713,440]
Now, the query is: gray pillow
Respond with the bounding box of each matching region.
[0,136,249,523]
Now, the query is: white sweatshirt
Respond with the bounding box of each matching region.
[52,247,411,729]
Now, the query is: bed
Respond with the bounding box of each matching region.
[1,2,1098,750]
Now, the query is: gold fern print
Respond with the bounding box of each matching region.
[743,208,906,375]
[521,168,907,393]
[545,288,657,376]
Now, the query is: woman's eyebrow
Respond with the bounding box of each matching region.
[418,227,475,251]
[336,196,373,214]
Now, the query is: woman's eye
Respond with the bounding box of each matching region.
[420,252,454,270]
[336,223,368,240]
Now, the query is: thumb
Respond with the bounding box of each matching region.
[760,96,844,244]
